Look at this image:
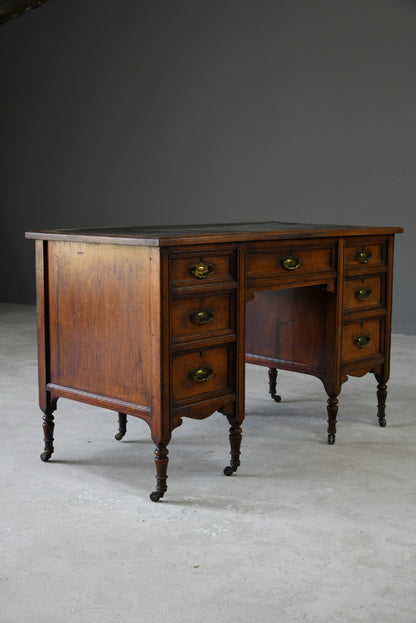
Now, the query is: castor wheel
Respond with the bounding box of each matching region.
[40,452,52,462]
[327,433,336,445]
[149,490,165,502]
[378,417,387,427]
[224,465,238,476]
[115,431,125,441]
[272,394,281,403]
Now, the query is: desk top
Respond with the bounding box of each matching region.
[26,221,403,247]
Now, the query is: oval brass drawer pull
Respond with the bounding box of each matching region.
[353,335,371,349]
[189,310,215,325]
[189,366,213,383]
[281,256,302,271]
[355,287,372,302]
[356,250,372,264]
[190,261,216,279]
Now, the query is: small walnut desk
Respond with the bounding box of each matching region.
[26,222,403,501]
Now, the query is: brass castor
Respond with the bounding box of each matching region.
[115,431,125,441]
[327,433,336,445]
[378,417,387,427]
[272,394,281,403]
[40,452,52,462]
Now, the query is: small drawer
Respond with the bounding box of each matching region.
[171,346,233,403]
[344,238,386,269]
[171,293,234,342]
[343,275,383,312]
[170,249,235,287]
[247,243,335,277]
[342,318,382,363]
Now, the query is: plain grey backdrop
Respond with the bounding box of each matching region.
[1,0,414,332]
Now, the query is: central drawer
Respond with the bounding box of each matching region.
[246,240,336,281]
[171,346,234,404]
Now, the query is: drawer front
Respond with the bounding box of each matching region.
[171,346,232,403]
[344,238,386,269]
[247,244,335,277]
[343,275,383,312]
[342,318,382,362]
[170,250,235,287]
[171,293,234,341]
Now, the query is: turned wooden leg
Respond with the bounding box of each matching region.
[224,414,242,476]
[150,443,169,502]
[326,394,338,445]
[374,374,388,427]
[40,398,58,462]
[115,412,127,440]
[268,367,281,403]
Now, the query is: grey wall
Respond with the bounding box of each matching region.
[1,0,415,332]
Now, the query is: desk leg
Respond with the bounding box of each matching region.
[150,443,169,502]
[326,394,338,445]
[40,397,59,462]
[115,412,127,440]
[223,412,242,476]
[374,374,387,428]
[268,368,282,403]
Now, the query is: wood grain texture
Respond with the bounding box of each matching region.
[47,241,157,409]
[245,287,329,377]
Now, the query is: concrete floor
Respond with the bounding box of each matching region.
[1,303,415,622]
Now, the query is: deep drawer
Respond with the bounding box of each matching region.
[171,346,233,404]
[342,318,382,363]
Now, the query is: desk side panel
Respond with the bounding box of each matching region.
[46,241,159,413]
[35,240,49,412]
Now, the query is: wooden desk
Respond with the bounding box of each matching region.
[26,222,403,501]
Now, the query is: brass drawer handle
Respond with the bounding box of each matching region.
[189,366,213,383]
[356,250,372,264]
[353,335,371,349]
[190,310,215,325]
[355,287,372,302]
[190,261,216,279]
[281,256,302,271]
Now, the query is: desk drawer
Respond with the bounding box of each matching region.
[342,318,382,363]
[343,275,384,312]
[344,238,387,270]
[247,242,335,278]
[170,248,236,288]
[171,293,234,342]
[171,346,233,403]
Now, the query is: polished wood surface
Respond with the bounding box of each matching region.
[26,221,403,501]
[47,241,155,408]
[26,221,403,246]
